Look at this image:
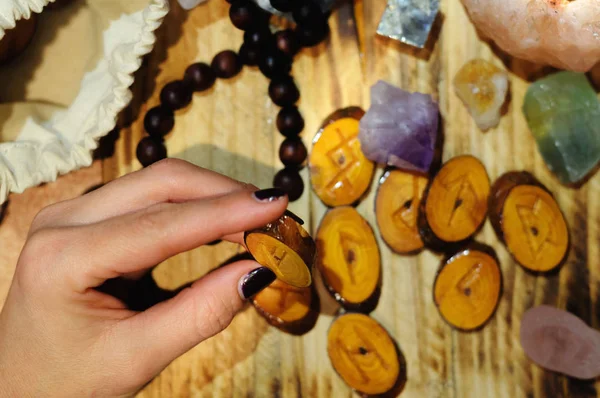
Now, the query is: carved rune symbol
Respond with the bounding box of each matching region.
[325,128,360,193]
[336,325,389,383]
[517,198,556,259]
[456,263,482,309]
[392,176,420,229]
[265,245,288,273]
[269,284,304,311]
[440,173,478,226]
[339,232,361,284]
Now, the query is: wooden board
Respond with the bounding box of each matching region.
[101,0,600,397]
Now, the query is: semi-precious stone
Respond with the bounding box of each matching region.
[377,0,439,48]
[523,71,600,185]
[359,80,439,173]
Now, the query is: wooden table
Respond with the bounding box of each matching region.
[1,0,599,397]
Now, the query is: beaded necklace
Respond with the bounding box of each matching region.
[137,0,331,202]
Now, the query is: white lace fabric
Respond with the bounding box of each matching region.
[0,0,169,204]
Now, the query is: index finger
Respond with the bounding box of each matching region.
[37,159,256,229]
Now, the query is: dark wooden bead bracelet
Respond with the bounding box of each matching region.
[137,0,330,202]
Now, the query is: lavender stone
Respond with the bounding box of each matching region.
[358,80,439,173]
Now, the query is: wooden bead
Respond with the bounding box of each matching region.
[274,168,304,202]
[229,1,261,31]
[419,155,490,251]
[143,106,174,138]
[184,62,216,92]
[211,50,242,79]
[159,80,193,110]
[279,138,307,166]
[269,76,299,106]
[136,137,167,167]
[270,0,293,12]
[292,1,324,24]
[259,50,292,79]
[296,22,330,47]
[276,106,304,137]
[239,43,261,66]
[274,29,300,57]
[317,206,381,313]
[244,28,273,47]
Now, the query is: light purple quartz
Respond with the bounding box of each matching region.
[359,80,439,173]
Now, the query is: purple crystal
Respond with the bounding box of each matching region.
[359,80,439,173]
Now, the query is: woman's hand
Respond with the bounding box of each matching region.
[0,159,287,397]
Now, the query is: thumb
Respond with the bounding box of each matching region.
[114,260,275,382]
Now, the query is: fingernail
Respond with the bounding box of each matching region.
[253,188,286,202]
[238,267,277,299]
[284,210,304,225]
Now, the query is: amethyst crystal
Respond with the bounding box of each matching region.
[358,80,439,173]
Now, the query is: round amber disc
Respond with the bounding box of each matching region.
[309,116,374,207]
[433,248,501,330]
[376,170,428,253]
[502,185,569,272]
[245,233,312,288]
[327,313,400,395]
[317,206,380,307]
[424,155,490,242]
[252,279,312,324]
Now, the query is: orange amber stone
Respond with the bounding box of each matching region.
[433,246,502,330]
[327,313,402,395]
[309,108,374,207]
[376,169,428,254]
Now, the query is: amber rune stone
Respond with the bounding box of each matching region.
[489,171,569,272]
[327,313,403,396]
[433,245,502,330]
[309,107,374,207]
[251,279,319,335]
[419,155,490,251]
[244,211,315,288]
[316,206,381,313]
[376,169,428,254]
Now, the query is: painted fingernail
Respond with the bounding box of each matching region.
[253,188,286,202]
[284,209,304,225]
[238,267,277,299]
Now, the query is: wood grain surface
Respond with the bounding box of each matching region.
[104,0,600,397]
[0,0,598,397]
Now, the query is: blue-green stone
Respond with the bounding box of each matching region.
[523,71,600,185]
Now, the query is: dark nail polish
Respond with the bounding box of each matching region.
[238,267,277,299]
[253,188,286,202]
[284,209,304,225]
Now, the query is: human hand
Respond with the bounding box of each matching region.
[0,159,287,397]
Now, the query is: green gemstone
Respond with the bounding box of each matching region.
[523,71,600,185]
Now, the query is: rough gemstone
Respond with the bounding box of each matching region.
[358,80,439,173]
[377,0,439,48]
[453,59,508,131]
[523,71,600,185]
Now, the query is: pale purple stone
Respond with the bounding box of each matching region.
[359,80,439,173]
